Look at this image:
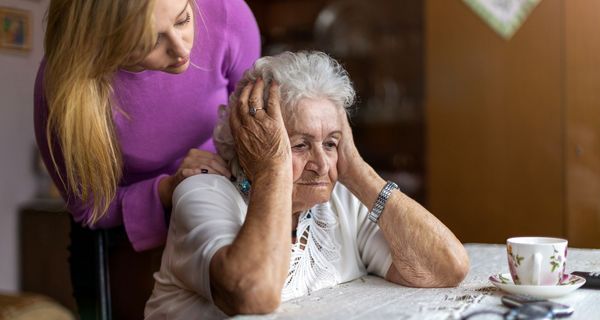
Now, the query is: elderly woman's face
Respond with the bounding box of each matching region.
[288,98,342,213]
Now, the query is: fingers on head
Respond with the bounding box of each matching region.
[230,91,247,130]
[237,83,254,118]
[229,106,242,132]
[249,78,265,109]
[266,82,283,119]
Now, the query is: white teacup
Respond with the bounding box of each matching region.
[506,237,568,286]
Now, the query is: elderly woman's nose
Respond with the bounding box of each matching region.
[306,149,329,175]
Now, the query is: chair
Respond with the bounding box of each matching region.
[69,220,163,320]
[68,220,112,320]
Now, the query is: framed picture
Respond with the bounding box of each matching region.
[0,7,31,51]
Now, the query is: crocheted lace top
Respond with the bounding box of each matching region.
[146,176,393,320]
[282,202,342,301]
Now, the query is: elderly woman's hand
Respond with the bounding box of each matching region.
[229,79,291,181]
[336,109,368,186]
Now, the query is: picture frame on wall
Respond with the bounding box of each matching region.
[0,7,32,51]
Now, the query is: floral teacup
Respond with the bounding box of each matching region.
[507,237,568,286]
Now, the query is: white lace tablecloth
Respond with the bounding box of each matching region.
[234,243,600,319]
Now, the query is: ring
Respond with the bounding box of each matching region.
[200,169,208,174]
[249,107,264,117]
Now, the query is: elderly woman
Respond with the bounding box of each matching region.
[144,51,469,319]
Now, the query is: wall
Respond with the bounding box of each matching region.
[426,0,565,243]
[0,0,49,291]
[426,0,600,248]
[565,1,600,247]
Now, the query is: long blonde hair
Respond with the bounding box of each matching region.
[44,0,156,224]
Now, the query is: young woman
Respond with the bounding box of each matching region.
[34,0,260,317]
[34,0,260,252]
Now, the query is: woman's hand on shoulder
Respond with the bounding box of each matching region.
[159,149,231,209]
[229,78,291,181]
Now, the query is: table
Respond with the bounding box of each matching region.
[235,243,600,319]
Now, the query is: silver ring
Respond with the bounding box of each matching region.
[249,107,264,116]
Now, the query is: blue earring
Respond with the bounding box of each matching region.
[236,168,251,197]
[238,178,251,196]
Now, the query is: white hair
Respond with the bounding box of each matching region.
[213,51,356,172]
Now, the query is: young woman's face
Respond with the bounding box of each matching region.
[133,0,195,73]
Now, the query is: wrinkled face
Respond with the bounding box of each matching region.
[133,0,194,73]
[287,98,342,213]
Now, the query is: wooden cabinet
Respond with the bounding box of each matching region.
[19,200,163,319]
[247,0,426,201]
[426,0,600,247]
[19,200,76,313]
[564,1,600,248]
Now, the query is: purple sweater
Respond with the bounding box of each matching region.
[34,0,260,252]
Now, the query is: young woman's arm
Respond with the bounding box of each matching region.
[34,66,169,251]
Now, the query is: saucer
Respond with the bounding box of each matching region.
[489,273,586,298]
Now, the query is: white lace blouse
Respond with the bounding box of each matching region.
[144,174,393,320]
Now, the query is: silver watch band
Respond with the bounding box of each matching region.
[368,181,399,223]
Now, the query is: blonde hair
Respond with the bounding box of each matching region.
[44,0,157,224]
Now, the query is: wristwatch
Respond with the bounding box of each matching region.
[368,181,399,223]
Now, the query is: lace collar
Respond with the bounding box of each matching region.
[234,181,342,300]
[281,202,341,301]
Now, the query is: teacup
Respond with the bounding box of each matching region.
[506,237,568,286]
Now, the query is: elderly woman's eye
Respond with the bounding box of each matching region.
[292,143,307,150]
[324,141,338,149]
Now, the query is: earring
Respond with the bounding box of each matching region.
[236,170,251,197]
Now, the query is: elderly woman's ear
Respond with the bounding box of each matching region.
[229,78,291,182]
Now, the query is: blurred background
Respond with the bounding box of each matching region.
[1,0,599,317]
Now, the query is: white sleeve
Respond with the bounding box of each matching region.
[352,188,393,278]
[168,174,245,302]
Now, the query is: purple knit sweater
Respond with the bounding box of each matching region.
[33,0,260,251]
